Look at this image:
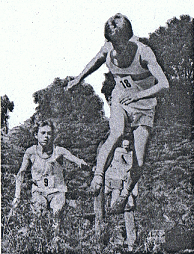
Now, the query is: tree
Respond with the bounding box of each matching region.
[30,76,109,165]
[148,15,193,81]
[1,95,14,134]
[148,15,193,124]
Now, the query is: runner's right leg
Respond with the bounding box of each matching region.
[109,125,149,214]
[128,125,149,189]
[124,211,136,251]
[95,104,126,174]
[31,191,47,216]
[91,104,126,196]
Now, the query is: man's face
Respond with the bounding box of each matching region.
[122,140,130,149]
[35,125,53,147]
[106,14,128,42]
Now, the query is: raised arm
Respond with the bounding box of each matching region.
[66,42,109,90]
[60,147,87,168]
[12,150,31,207]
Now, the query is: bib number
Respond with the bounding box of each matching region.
[44,178,48,187]
[120,79,131,88]
[43,176,55,188]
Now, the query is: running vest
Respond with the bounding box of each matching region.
[106,36,151,76]
[106,147,133,181]
[105,36,157,109]
[30,145,67,194]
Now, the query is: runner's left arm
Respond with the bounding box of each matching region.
[120,47,169,104]
[60,147,87,168]
[137,47,169,98]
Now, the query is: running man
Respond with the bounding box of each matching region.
[66,13,169,210]
[12,120,87,232]
[105,139,138,207]
[105,139,138,251]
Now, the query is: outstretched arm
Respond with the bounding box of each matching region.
[12,151,30,207]
[60,147,87,168]
[66,43,109,90]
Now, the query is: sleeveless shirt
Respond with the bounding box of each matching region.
[106,147,133,181]
[27,145,67,194]
[105,36,157,110]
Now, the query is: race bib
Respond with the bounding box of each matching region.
[43,175,55,188]
[112,76,139,104]
[115,75,135,89]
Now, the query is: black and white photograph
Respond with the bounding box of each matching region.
[1,1,194,253]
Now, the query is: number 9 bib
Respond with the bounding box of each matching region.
[43,175,55,188]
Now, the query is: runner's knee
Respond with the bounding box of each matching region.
[133,125,149,166]
[138,159,143,167]
[102,132,122,152]
[109,131,123,144]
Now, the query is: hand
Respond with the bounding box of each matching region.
[90,175,103,196]
[12,197,20,209]
[120,94,139,105]
[65,76,81,91]
[79,159,88,168]
[92,166,97,172]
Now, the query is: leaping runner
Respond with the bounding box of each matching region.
[66,13,169,212]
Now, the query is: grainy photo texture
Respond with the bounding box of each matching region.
[1,4,194,254]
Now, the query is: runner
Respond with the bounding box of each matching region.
[12,120,87,234]
[66,13,169,211]
[105,139,138,251]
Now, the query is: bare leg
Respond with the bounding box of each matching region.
[96,105,126,174]
[50,192,66,216]
[132,183,138,197]
[124,211,136,251]
[108,126,149,214]
[111,189,121,207]
[133,125,149,167]
[50,192,66,237]
[92,102,126,242]
[31,191,47,216]
[91,105,126,195]
[129,125,149,189]
[124,125,149,193]
[29,191,47,229]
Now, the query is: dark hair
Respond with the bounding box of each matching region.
[104,13,133,41]
[33,120,55,135]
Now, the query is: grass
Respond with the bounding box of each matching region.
[1,122,194,253]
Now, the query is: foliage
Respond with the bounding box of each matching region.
[101,72,116,103]
[148,15,193,125]
[1,94,14,133]
[33,76,105,122]
[149,15,193,82]
[2,122,193,253]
